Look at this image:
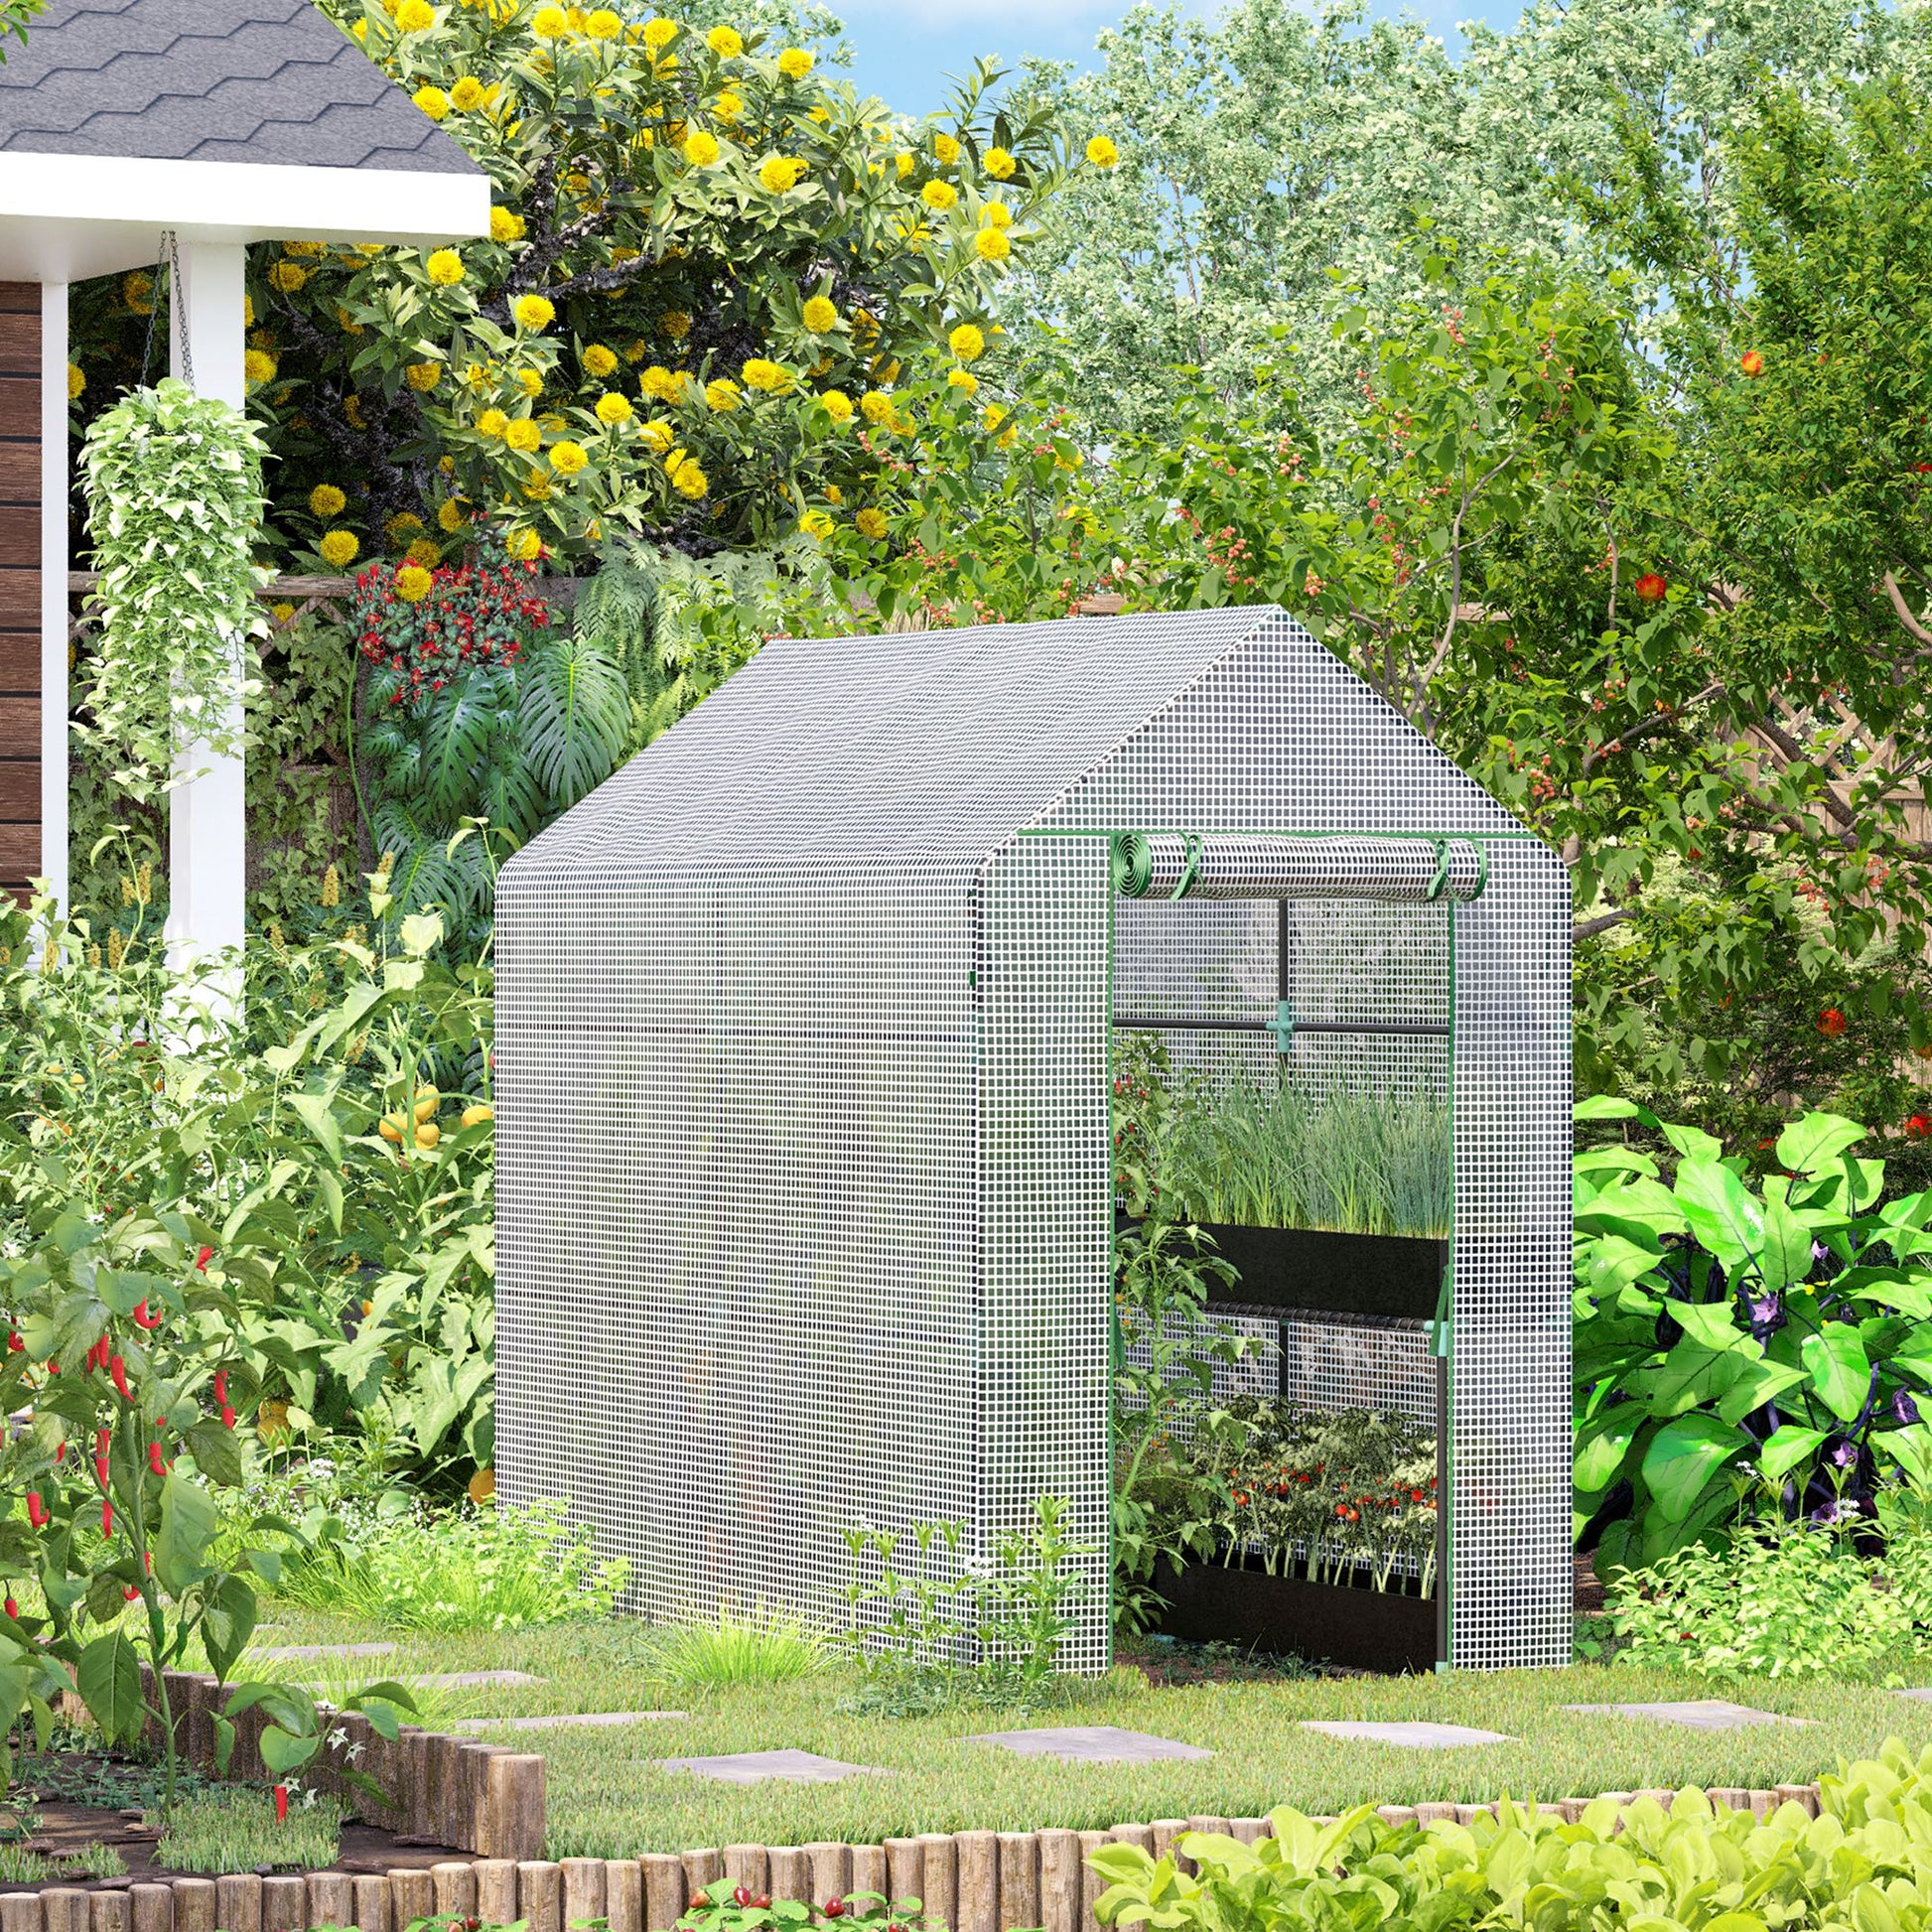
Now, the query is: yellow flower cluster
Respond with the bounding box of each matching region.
[396,564,435,602]
[742,358,789,391]
[855,506,888,539]
[802,294,839,332]
[426,248,464,285]
[320,530,359,568]
[406,361,443,391]
[705,379,740,412]
[490,206,526,242]
[948,323,984,362]
[310,483,347,517]
[512,293,555,331]
[584,343,619,376]
[594,391,632,424]
[414,84,450,119]
[758,154,804,194]
[683,129,720,167]
[777,47,812,77]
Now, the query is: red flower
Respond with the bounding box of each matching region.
[1908,1114,1932,1140]
[1634,572,1669,604]
[1818,1007,1848,1037]
[1739,349,1764,377]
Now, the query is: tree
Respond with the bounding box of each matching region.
[70,8,1091,571]
[1011,0,1917,441]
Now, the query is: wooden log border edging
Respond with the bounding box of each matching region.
[0,1779,1828,1932]
[123,1667,545,1863]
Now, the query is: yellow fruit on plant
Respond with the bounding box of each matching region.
[415,1123,441,1150]
[469,1467,497,1503]
[462,1103,494,1128]
[378,1114,406,1144]
[412,1089,441,1122]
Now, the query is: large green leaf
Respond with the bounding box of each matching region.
[258,1725,319,1777]
[1758,1423,1828,1483]
[200,1572,258,1683]
[519,633,629,807]
[1574,1407,1641,1493]
[1674,1160,1766,1272]
[1638,1414,1747,1520]
[154,1473,219,1595]
[1776,1112,1867,1175]
[1757,1195,1813,1294]
[1801,1323,1873,1423]
[76,1631,145,1744]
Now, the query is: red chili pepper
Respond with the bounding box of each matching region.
[95,1427,109,1456]
[196,1247,213,1273]
[5,1332,21,1354]
[44,1360,58,1376]
[273,1785,288,1823]
[53,1443,65,1463]
[26,1492,45,1529]
[94,1456,109,1490]
[220,1406,236,1430]
[213,1370,227,1405]
[147,1443,167,1476]
[4,1597,16,1619]
[132,1301,162,1330]
[121,1585,139,1601]
[109,1355,131,1401]
[101,1500,112,1538]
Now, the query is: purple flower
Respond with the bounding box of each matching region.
[1747,1294,1783,1333]
[1812,1497,1856,1526]
[1897,1390,1923,1427]
[1831,1440,1860,1469]
[1813,1240,1830,1264]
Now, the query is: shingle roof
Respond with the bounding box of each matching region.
[0,0,484,172]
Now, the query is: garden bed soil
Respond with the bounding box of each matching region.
[1152,1558,1441,1674]
[0,1756,476,1891]
[1197,1225,1449,1322]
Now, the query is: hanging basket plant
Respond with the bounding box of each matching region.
[78,377,271,802]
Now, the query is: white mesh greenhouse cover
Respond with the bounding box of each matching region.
[495,607,1572,1673]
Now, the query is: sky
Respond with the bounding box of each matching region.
[835,0,1517,117]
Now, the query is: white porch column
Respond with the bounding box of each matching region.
[39,279,68,917]
[164,238,248,975]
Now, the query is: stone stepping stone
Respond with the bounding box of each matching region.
[1565,1700,1812,1731]
[969,1725,1212,1764]
[456,1711,688,1731]
[1892,1689,1932,1703]
[656,1749,878,1784]
[248,1641,399,1661]
[1302,1721,1512,1748]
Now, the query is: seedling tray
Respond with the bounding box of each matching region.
[1152,1556,1442,1674]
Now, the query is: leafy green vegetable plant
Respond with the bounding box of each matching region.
[1574,1097,1932,1571]
[680,1882,935,1932]
[1090,1742,1932,1932]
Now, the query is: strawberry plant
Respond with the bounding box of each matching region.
[681,1881,935,1932]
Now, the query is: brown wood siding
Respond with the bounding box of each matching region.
[0,285,37,900]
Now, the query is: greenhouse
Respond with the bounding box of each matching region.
[495,606,1572,1674]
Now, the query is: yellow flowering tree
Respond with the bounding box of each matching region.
[71,13,1088,569]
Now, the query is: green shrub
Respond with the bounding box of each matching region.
[272,1499,625,1633]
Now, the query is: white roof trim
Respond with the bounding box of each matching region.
[0,150,489,281]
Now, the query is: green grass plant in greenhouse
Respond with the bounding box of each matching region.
[1161,1076,1452,1238]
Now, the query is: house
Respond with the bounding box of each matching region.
[0,0,488,949]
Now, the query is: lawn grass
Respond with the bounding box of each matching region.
[200,1604,1932,1858]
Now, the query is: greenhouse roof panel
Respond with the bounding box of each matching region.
[508,607,1273,877]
